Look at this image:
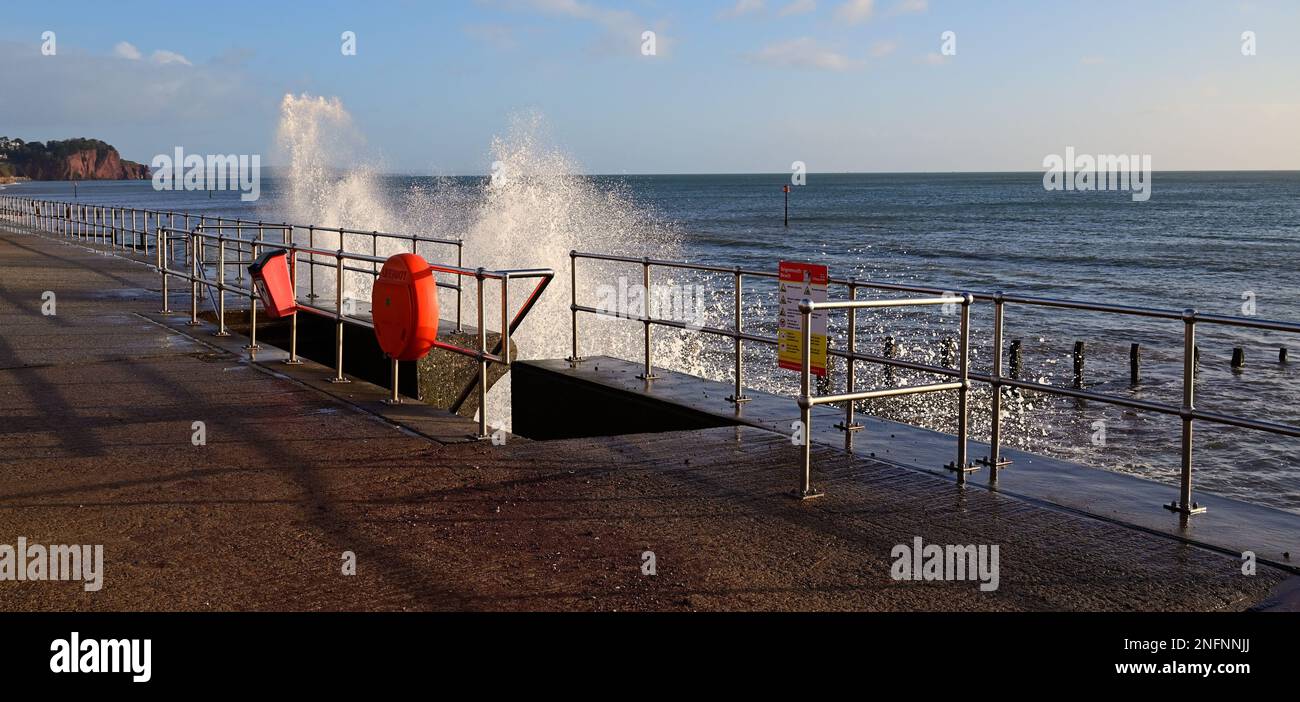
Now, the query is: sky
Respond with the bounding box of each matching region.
[1,0,1297,174]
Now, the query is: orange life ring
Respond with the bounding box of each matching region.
[371,253,439,361]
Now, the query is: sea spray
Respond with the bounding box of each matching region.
[272,98,707,428]
[267,97,1007,439]
[419,114,694,427]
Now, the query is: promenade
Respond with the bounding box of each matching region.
[0,221,1293,611]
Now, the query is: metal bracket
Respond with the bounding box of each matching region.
[793,488,824,501]
[834,421,863,433]
[944,461,979,474]
[1163,501,1207,516]
[727,394,751,404]
[976,456,1012,469]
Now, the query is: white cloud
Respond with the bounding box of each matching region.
[113,42,191,66]
[150,50,192,66]
[749,37,860,71]
[720,0,765,19]
[870,40,898,57]
[921,52,949,65]
[0,39,261,145]
[833,0,874,24]
[502,0,671,56]
[113,42,142,60]
[510,0,641,35]
[779,0,817,15]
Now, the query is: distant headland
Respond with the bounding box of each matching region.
[0,137,149,183]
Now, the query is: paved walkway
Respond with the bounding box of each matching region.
[0,222,1292,611]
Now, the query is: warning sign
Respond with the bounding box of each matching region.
[777,261,828,376]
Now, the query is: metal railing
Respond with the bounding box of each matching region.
[795,294,971,499]
[1,195,554,439]
[568,250,1300,515]
[0,195,467,331]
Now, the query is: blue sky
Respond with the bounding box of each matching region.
[1,0,1297,174]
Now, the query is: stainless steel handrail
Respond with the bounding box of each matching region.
[0,195,553,440]
[794,295,972,499]
[567,249,1300,514]
[4,196,468,332]
[158,226,553,438]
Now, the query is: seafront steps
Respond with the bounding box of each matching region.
[0,195,1297,611]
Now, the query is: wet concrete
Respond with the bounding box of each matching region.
[0,220,1293,611]
[516,357,1300,573]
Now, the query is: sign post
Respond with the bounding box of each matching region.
[778,261,828,377]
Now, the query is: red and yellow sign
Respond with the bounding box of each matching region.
[777,261,828,376]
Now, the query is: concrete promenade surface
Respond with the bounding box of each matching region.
[0,222,1294,611]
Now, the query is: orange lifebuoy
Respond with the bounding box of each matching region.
[371,253,439,361]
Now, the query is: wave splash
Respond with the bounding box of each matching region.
[272,96,691,427]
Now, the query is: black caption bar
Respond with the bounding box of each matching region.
[0,612,1291,690]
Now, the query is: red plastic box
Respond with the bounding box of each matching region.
[248,249,297,318]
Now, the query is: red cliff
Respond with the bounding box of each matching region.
[0,138,150,181]
[21,148,150,181]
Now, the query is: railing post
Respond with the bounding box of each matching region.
[158,226,171,314]
[500,272,512,371]
[984,292,1011,473]
[835,282,862,439]
[213,235,230,337]
[637,257,657,380]
[456,240,465,332]
[947,294,976,482]
[567,250,581,364]
[284,246,303,366]
[476,268,490,439]
[244,233,261,354]
[330,250,349,383]
[796,298,822,500]
[1167,309,1207,517]
[385,357,402,405]
[728,268,750,405]
[187,231,200,326]
[307,225,318,298]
